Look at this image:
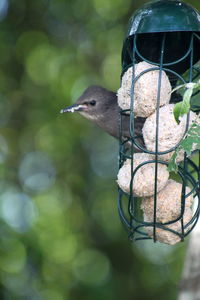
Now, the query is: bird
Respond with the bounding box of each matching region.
[60,85,145,149]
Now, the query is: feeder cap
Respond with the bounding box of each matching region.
[127,0,200,36]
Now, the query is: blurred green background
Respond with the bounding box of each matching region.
[0,0,200,299]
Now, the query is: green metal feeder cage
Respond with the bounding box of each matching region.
[118,0,200,244]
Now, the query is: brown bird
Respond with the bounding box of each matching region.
[60,85,145,149]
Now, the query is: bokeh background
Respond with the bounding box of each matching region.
[0,0,200,299]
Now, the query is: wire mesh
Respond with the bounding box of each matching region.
[118,31,200,243]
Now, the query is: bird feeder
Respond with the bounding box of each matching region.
[117,0,200,244]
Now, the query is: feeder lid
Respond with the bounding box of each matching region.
[127,0,200,36]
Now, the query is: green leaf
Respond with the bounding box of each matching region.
[192,81,200,89]
[173,88,193,123]
[167,151,179,173]
[168,115,200,173]
[180,138,195,156]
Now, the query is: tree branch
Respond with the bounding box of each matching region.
[178,197,200,300]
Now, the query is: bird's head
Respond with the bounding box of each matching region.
[60,85,116,121]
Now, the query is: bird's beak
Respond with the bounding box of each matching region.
[60,104,87,114]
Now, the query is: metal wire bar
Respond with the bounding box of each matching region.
[152,33,166,241]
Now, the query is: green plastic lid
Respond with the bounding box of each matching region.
[121,0,200,75]
[127,0,200,36]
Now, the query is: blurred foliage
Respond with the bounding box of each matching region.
[0,0,200,299]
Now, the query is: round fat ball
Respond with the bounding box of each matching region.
[141,179,193,223]
[143,208,193,245]
[117,61,172,117]
[117,153,169,197]
[142,104,197,161]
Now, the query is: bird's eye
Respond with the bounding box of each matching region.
[90,100,96,106]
